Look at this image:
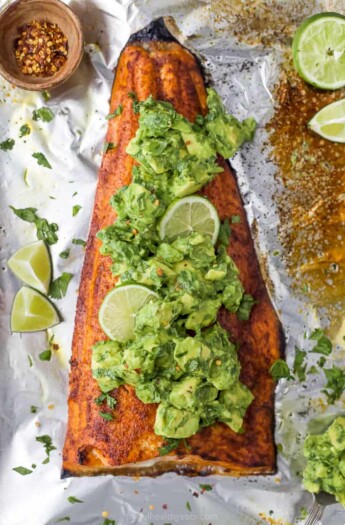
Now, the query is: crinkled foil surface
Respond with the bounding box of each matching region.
[1,0,345,524]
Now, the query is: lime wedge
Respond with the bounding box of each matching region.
[309,98,345,142]
[11,286,60,332]
[99,284,158,342]
[159,196,220,244]
[292,13,345,90]
[8,240,51,293]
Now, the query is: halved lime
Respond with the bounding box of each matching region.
[309,98,345,142]
[158,196,220,244]
[11,286,60,333]
[292,13,345,90]
[8,240,51,293]
[98,284,158,342]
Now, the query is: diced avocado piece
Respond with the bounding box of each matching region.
[209,354,241,390]
[179,293,197,315]
[135,300,182,332]
[181,131,216,160]
[156,243,184,264]
[154,403,199,438]
[111,183,164,224]
[136,382,162,404]
[328,418,345,452]
[174,337,212,376]
[222,280,244,313]
[185,299,221,330]
[205,268,227,281]
[195,382,218,405]
[169,377,201,409]
[219,382,254,410]
[91,341,124,393]
[218,407,244,433]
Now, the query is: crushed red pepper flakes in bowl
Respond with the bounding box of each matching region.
[14,19,68,77]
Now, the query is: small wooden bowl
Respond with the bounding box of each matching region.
[0,0,83,91]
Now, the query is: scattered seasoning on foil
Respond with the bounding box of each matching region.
[14,19,68,77]
[267,60,345,334]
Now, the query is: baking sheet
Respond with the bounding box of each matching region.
[0,0,345,523]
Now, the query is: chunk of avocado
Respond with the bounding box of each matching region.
[169,377,201,409]
[154,403,199,438]
[181,131,216,160]
[92,341,124,393]
[185,299,221,331]
[174,337,212,376]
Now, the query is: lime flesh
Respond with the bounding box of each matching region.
[159,196,220,244]
[292,12,345,90]
[98,284,158,342]
[8,240,51,293]
[309,98,345,142]
[11,286,60,332]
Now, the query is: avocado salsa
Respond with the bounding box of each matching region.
[303,417,345,506]
[92,88,257,439]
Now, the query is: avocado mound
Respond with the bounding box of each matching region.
[93,89,256,440]
[303,417,345,506]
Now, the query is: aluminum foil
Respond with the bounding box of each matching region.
[1,1,345,524]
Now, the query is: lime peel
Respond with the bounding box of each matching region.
[8,240,51,293]
[308,98,345,143]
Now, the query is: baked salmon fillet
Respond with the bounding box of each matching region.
[62,18,283,477]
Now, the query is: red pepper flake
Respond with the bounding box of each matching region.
[14,19,68,77]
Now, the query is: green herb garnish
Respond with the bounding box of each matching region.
[10,206,58,245]
[0,138,15,151]
[39,350,52,361]
[59,249,70,259]
[12,466,33,475]
[72,238,86,247]
[103,142,116,153]
[19,124,31,137]
[67,496,84,504]
[99,411,114,421]
[269,359,293,381]
[32,107,54,122]
[95,392,117,409]
[32,152,52,169]
[106,104,123,119]
[217,218,231,246]
[323,366,345,403]
[310,329,332,356]
[30,405,38,413]
[231,215,241,224]
[293,348,307,382]
[72,205,82,217]
[48,272,73,299]
[158,438,181,456]
[186,501,191,511]
[36,434,56,463]
[199,484,212,491]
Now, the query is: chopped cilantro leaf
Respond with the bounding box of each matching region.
[309,329,332,356]
[102,520,115,525]
[95,393,117,409]
[293,348,307,382]
[158,438,181,456]
[72,205,82,217]
[39,350,52,361]
[36,434,56,463]
[59,249,70,259]
[23,168,29,186]
[41,90,51,102]
[99,411,114,421]
[0,138,15,151]
[19,124,31,137]
[318,356,326,368]
[103,142,116,153]
[56,518,70,523]
[48,272,73,299]
[186,501,191,511]
[231,215,241,224]
[106,104,123,119]
[10,206,58,244]
[269,359,293,381]
[32,152,52,169]
[72,238,86,247]
[217,218,231,246]
[28,355,33,367]
[32,107,54,122]
[67,496,83,504]
[30,405,38,413]
[323,366,345,403]
[237,293,256,321]
[13,466,33,475]
[199,484,212,491]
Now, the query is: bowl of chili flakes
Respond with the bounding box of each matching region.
[0,0,83,91]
